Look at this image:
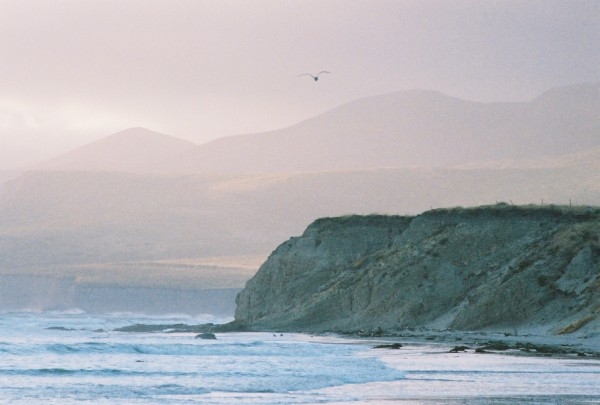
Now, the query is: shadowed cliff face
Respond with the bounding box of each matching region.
[234,205,600,335]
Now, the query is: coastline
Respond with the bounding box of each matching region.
[316,329,600,403]
[118,323,600,402]
[339,328,600,359]
[114,320,600,359]
[4,312,599,404]
[321,340,600,404]
[112,317,600,403]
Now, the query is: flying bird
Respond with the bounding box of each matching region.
[298,71,330,81]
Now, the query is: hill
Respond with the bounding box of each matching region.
[162,83,600,173]
[233,205,600,337]
[36,127,197,172]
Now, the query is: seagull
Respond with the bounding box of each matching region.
[298,71,330,81]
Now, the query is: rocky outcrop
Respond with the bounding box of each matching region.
[234,204,600,335]
[196,333,217,340]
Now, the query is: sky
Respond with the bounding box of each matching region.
[0,0,599,169]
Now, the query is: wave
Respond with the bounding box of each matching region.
[0,309,231,323]
[0,340,269,356]
[0,307,87,316]
[0,314,409,400]
[0,367,196,378]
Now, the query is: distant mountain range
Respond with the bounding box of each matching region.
[36,82,600,174]
[164,83,598,173]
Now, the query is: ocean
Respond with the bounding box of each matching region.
[1,312,599,404]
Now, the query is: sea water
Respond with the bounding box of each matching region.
[0,312,599,404]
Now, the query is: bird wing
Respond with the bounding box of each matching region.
[317,71,331,75]
[298,73,315,78]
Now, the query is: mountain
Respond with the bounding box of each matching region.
[33,83,600,174]
[161,83,600,173]
[233,206,600,336]
[36,127,197,172]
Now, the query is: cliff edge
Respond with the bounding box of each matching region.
[234,204,600,336]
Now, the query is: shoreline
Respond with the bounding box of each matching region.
[114,321,600,359]
[331,328,600,359]
[320,330,600,403]
[5,312,599,404]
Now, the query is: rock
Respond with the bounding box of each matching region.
[515,342,569,355]
[196,333,217,340]
[449,345,470,353]
[478,342,510,351]
[46,326,76,331]
[373,343,402,349]
[234,205,600,335]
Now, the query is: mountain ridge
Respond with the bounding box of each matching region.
[162,82,600,173]
[33,83,600,174]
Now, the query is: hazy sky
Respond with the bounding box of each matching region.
[1,0,598,169]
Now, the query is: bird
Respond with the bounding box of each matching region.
[298,71,330,81]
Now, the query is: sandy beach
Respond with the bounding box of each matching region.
[315,330,600,404]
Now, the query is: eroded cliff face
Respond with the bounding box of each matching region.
[234,205,600,335]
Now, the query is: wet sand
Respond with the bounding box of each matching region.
[319,332,600,404]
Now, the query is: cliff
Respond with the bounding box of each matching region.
[234,204,600,336]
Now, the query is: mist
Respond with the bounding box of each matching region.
[1,0,598,169]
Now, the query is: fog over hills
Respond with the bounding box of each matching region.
[33,83,600,175]
[0,170,21,184]
[2,83,600,314]
[160,83,600,174]
[37,127,197,172]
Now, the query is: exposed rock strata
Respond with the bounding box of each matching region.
[234,204,600,335]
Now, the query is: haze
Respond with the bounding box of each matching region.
[1,0,598,169]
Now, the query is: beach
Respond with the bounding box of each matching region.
[1,312,599,404]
